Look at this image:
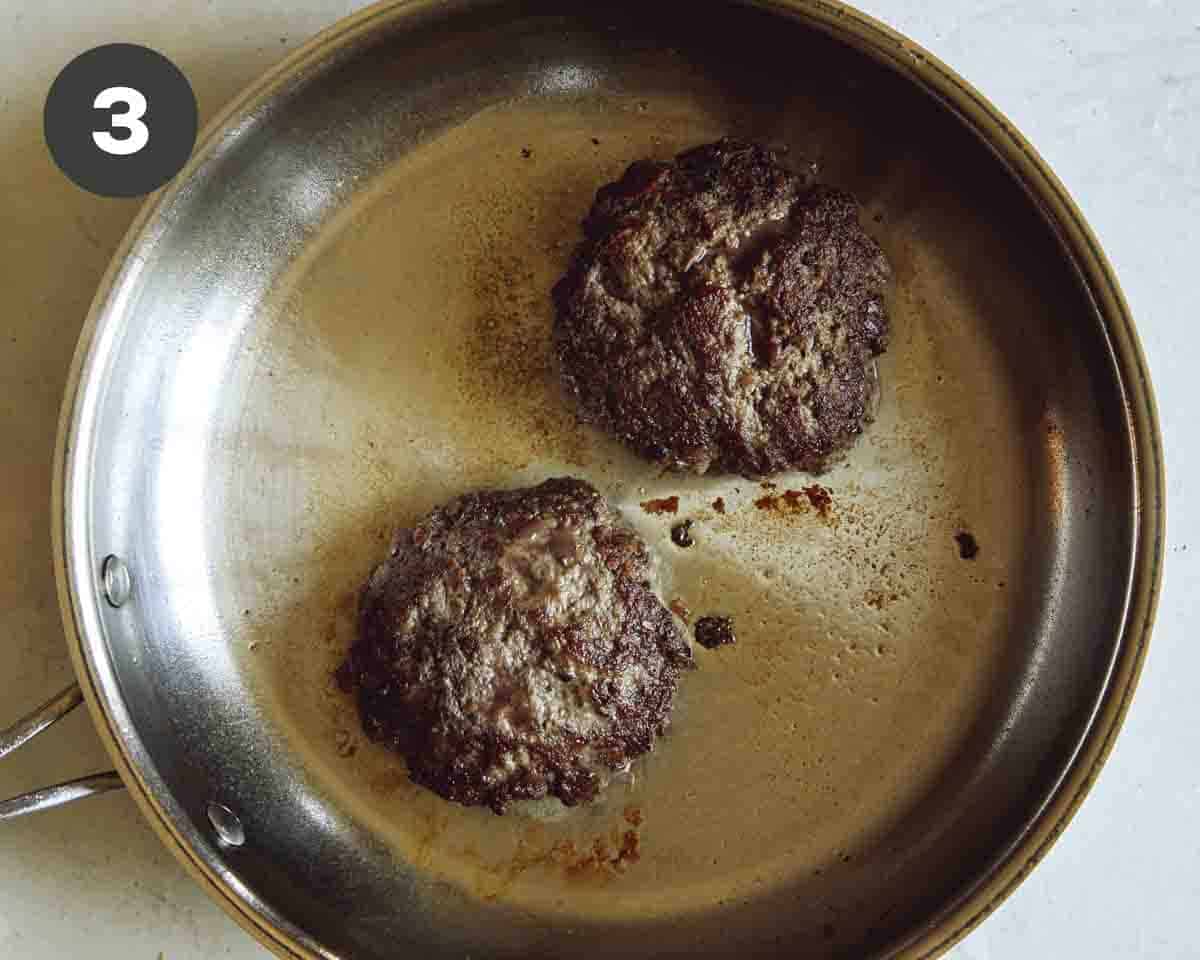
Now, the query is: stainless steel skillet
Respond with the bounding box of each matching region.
[2,1,1163,957]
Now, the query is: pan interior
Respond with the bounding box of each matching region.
[77,3,1135,957]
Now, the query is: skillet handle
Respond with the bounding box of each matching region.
[0,682,125,821]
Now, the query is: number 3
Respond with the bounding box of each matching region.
[93,86,149,156]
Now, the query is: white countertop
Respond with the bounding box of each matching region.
[0,1,1195,957]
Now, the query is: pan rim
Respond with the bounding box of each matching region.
[51,1,1165,958]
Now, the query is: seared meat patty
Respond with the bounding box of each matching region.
[341,477,692,814]
[553,138,890,478]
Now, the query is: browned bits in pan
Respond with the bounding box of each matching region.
[955,531,980,559]
[754,486,835,521]
[670,519,694,547]
[695,616,736,649]
[640,495,680,515]
[802,483,833,516]
[670,598,692,623]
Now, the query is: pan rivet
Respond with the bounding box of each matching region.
[101,555,131,608]
[206,802,245,847]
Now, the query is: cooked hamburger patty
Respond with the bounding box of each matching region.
[341,477,692,814]
[553,138,890,477]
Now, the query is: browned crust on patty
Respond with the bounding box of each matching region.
[341,477,692,813]
[553,138,890,478]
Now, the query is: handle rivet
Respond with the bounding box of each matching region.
[101,554,131,608]
[207,802,245,847]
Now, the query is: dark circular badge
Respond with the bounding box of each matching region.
[45,43,198,198]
